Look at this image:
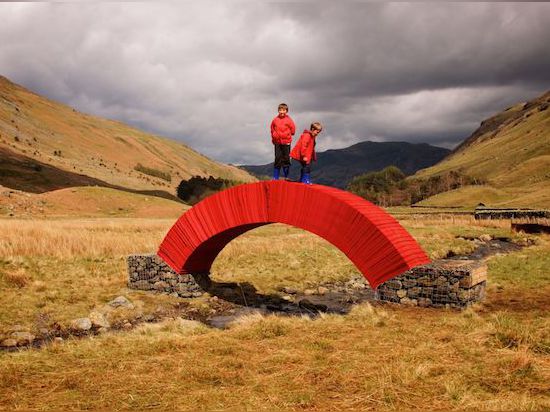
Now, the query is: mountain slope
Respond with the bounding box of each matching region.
[415,90,550,208]
[243,141,450,188]
[0,75,254,194]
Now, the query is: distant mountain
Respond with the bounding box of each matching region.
[0,75,254,195]
[242,141,450,188]
[414,90,550,208]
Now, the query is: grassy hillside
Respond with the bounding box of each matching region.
[415,91,550,208]
[0,184,188,218]
[0,75,254,195]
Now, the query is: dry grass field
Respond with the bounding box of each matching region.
[0,214,549,410]
[0,185,188,219]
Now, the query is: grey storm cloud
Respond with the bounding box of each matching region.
[1,2,549,165]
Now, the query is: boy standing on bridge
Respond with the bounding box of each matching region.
[270,103,296,180]
[290,122,323,184]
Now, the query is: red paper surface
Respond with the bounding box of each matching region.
[158,181,430,289]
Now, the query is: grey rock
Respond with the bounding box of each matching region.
[400,297,418,306]
[379,288,398,300]
[407,287,422,299]
[108,296,134,309]
[10,331,35,345]
[89,311,110,329]
[417,276,435,287]
[403,279,417,288]
[417,298,432,308]
[435,276,448,286]
[130,280,151,290]
[71,318,92,332]
[385,279,403,290]
[153,281,169,291]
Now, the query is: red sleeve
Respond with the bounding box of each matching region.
[302,134,312,161]
[289,117,296,136]
[270,118,276,139]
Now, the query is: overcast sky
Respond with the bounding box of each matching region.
[1,2,549,165]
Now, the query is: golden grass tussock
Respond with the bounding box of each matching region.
[0,218,173,258]
[1,267,32,288]
[1,301,548,411]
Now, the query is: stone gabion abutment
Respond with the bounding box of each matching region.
[377,259,487,308]
[127,255,487,309]
[127,254,210,298]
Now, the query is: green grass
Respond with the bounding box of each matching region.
[487,238,550,289]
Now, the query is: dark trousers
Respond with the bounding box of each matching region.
[274,144,291,169]
[300,161,311,174]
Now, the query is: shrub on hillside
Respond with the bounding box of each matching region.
[347,166,408,206]
[347,166,486,206]
[134,163,171,182]
[177,176,243,205]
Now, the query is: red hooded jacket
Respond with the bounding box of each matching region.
[290,130,317,164]
[270,114,296,145]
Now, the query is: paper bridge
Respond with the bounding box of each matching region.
[158,181,430,289]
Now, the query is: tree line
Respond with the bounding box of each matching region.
[346,166,486,207]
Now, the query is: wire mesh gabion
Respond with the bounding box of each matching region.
[376,259,487,308]
[127,254,210,298]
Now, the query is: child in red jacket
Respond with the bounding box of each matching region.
[290,122,323,184]
[270,103,296,180]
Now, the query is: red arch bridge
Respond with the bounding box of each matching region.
[158,181,430,289]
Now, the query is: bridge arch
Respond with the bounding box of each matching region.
[158,181,429,289]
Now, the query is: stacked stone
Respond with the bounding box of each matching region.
[474,208,549,220]
[377,259,487,308]
[127,254,210,298]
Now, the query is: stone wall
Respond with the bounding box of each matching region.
[377,259,487,308]
[127,254,210,298]
[474,208,549,220]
